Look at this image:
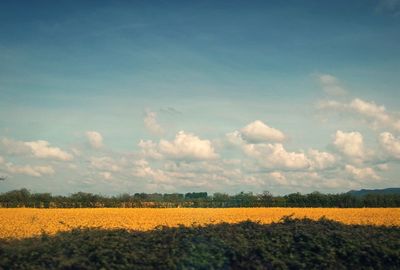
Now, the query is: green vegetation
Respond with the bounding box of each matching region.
[0,188,400,208]
[0,217,399,269]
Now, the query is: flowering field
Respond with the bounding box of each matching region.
[1,208,399,239]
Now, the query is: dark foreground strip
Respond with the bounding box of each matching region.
[0,217,399,270]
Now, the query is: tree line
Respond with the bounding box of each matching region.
[0,188,399,208]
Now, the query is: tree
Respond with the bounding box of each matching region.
[259,191,273,206]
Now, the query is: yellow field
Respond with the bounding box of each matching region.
[0,208,399,239]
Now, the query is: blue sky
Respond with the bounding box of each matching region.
[0,0,399,195]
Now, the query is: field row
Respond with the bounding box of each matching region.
[1,208,399,239]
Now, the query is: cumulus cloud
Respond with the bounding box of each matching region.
[86,131,103,149]
[226,131,245,146]
[242,143,310,170]
[159,131,218,160]
[6,163,54,177]
[379,132,400,159]
[1,138,73,161]
[345,165,380,181]
[144,110,164,135]
[25,140,73,161]
[138,140,163,159]
[226,128,336,171]
[225,120,285,147]
[269,171,288,185]
[350,99,400,131]
[350,98,388,120]
[89,156,121,172]
[0,138,73,161]
[140,131,218,161]
[131,158,245,190]
[318,98,400,132]
[316,74,347,96]
[240,120,285,143]
[132,159,168,182]
[333,130,366,161]
[308,149,336,170]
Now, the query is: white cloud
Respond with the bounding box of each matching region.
[226,131,245,146]
[132,159,168,182]
[243,143,310,170]
[308,149,336,170]
[6,163,54,177]
[379,132,400,159]
[99,171,113,180]
[141,131,218,161]
[350,99,400,131]
[86,131,103,149]
[0,156,4,164]
[318,74,338,84]
[240,120,285,143]
[144,110,164,135]
[317,74,347,96]
[0,137,30,155]
[333,130,366,161]
[350,98,388,121]
[318,98,400,132]
[25,140,73,161]
[89,156,121,172]
[377,163,389,171]
[1,137,73,161]
[345,165,380,181]
[159,131,218,160]
[227,128,336,171]
[317,100,345,110]
[138,140,163,159]
[269,171,288,185]
[268,171,323,189]
[131,158,245,189]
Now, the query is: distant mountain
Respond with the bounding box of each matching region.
[347,188,400,196]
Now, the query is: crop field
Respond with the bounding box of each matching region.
[1,216,400,269]
[1,207,399,239]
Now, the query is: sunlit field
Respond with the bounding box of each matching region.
[1,208,399,239]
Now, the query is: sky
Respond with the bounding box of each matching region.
[0,0,400,195]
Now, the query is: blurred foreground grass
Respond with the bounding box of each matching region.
[0,217,399,269]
